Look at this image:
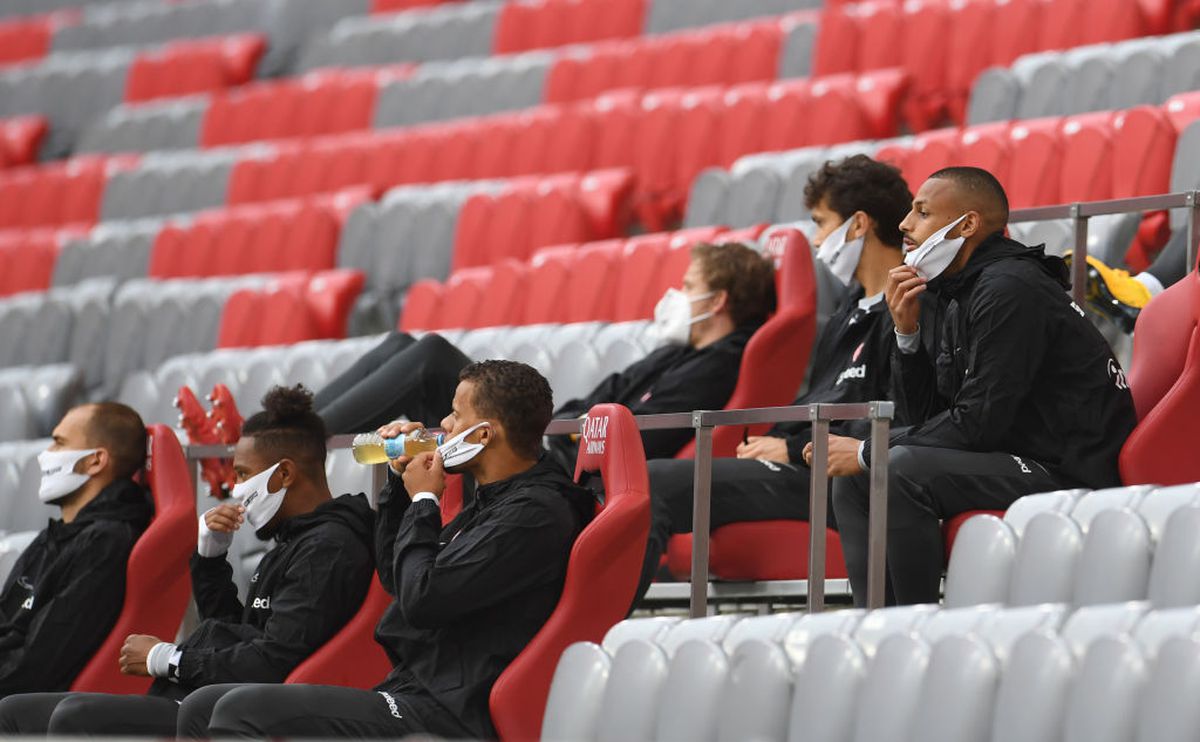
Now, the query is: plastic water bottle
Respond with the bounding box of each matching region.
[351,429,445,465]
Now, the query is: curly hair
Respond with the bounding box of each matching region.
[241,385,327,473]
[690,241,777,327]
[804,154,913,248]
[458,360,553,460]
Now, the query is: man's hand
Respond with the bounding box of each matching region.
[377,420,427,475]
[204,502,244,534]
[119,634,161,676]
[886,265,926,336]
[735,436,790,464]
[802,435,865,477]
[401,451,445,500]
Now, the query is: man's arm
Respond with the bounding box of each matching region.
[0,527,132,695]
[375,472,412,597]
[190,554,245,623]
[393,494,575,629]
[628,345,744,459]
[176,535,372,686]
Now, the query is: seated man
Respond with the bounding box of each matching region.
[0,403,152,698]
[636,154,923,599]
[822,166,1138,606]
[0,386,375,734]
[180,361,594,740]
[548,240,776,469]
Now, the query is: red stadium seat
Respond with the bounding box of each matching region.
[284,576,392,688]
[811,3,860,76]
[1121,269,1200,485]
[0,228,79,297]
[899,0,953,130]
[490,403,649,742]
[0,13,64,68]
[521,249,574,324]
[125,35,266,103]
[991,0,1044,67]
[71,425,196,693]
[398,279,444,331]
[855,1,903,74]
[438,267,491,330]
[305,269,366,338]
[718,82,771,168]
[0,116,47,169]
[958,121,1014,187]
[1058,111,1116,203]
[1006,116,1064,209]
[612,233,669,322]
[0,157,114,230]
[945,0,998,122]
[898,126,962,192]
[493,0,644,55]
[216,270,362,348]
[561,241,620,323]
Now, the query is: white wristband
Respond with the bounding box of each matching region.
[857,441,868,470]
[412,492,440,506]
[146,641,178,678]
[197,508,234,558]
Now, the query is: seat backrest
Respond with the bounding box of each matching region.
[787,633,867,742]
[1060,602,1151,659]
[70,424,196,692]
[1126,268,1196,420]
[1072,508,1153,607]
[284,575,392,687]
[1137,635,1200,742]
[782,608,867,666]
[852,633,929,742]
[655,639,729,742]
[1007,511,1083,607]
[1063,636,1148,742]
[490,403,649,742]
[595,639,669,742]
[944,514,1018,608]
[717,639,792,742]
[852,605,939,658]
[1003,489,1089,537]
[1133,607,1200,660]
[907,635,999,742]
[976,604,1070,665]
[990,630,1074,742]
[1136,483,1200,542]
[1070,485,1154,530]
[539,642,611,742]
[600,615,681,654]
[1147,506,1200,608]
[1121,271,1200,485]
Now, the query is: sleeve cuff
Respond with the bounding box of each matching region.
[146,641,178,679]
[857,440,867,471]
[895,325,921,354]
[412,492,440,506]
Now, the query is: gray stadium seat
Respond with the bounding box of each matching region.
[976,603,1068,663]
[644,0,821,34]
[990,630,1073,742]
[0,531,38,585]
[721,611,801,655]
[1013,52,1069,120]
[1062,45,1115,116]
[1147,506,1200,608]
[1169,120,1200,231]
[540,642,610,742]
[1070,485,1154,530]
[907,635,997,742]
[1161,33,1200,100]
[1060,602,1150,659]
[325,447,372,498]
[1136,483,1200,542]
[1110,44,1164,110]
[723,168,783,228]
[1063,636,1147,742]
[77,97,207,155]
[851,633,928,742]
[851,604,938,658]
[777,17,818,79]
[966,67,1020,125]
[1133,607,1200,659]
[917,604,999,645]
[595,640,669,742]
[101,150,237,221]
[1137,636,1200,742]
[781,608,866,666]
[787,634,865,742]
[943,514,1016,608]
[54,220,159,287]
[601,615,681,654]
[654,640,728,742]
[717,639,792,742]
[1002,488,1087,537]
[1072,508,1152,607]
[683,168,731,228]
[1007,511,1083,606]
[0,386,36,443]
[0,364,85,438]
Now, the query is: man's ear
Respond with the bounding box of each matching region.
[959,211,983,239]
[84,449,109,477]
[275,459,296,490]
[711,289,730,315]
[849,211,871,241]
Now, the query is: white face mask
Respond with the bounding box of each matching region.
[231,462,287,531]
[816,215,866,287]
[437,421,490,471]
[652,288,715,346]
[37,448,98,504]
[904,214,968,280]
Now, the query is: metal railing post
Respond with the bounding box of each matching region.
[807,405,829,613]
[866,402,894,610]
[689,411,714,618]
[1188,190,1200,273]
[1070,203,1089,307]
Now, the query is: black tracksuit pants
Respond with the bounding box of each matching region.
[0,691,180,736]
[638,457,835,602]
[314,332,470,435]
[180,683,472,739]
[832,445,1066,607]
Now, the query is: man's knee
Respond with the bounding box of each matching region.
[0,694,50,734]
[208,686,270,736]
[46,694,99,734]
[178,683,242,739]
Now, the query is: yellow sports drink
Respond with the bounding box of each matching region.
[351,430,444,465]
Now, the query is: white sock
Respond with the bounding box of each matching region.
[1135,272,1165,296]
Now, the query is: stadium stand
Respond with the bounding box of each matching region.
[2,0,1200,735]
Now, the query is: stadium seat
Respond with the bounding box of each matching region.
[1072,508,1152,606]
[1063,635,1147,742]
[540,642,611,742]
[909,634,999,742]
[489,403,650,742]
[852,633,929,741]
[1147,506,1200,608]
[283,576,393,687]
[0,115,46,169]
[1007,511,1083,606]
[70,425,196,693]
[990,629,1074,742]
[123,35,266,104]
[943,515,1018,609]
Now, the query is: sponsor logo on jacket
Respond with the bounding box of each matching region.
[836,364,867,386]
[1108,358,1129,391]
[251,596,271,610]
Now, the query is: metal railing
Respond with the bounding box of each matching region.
[186,403,893,618]
[1008,190,1200,306]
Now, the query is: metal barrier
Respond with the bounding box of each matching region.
[186,402,893,618]
[1008,190,1200,306]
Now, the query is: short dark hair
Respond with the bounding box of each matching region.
[83,402,147,480]
[928,166,1010,224]
[804,154,913,248]
[691,241,777,326]
[458,360,552,460]
[241,385,327,474]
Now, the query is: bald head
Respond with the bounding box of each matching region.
[927,166,1009,231]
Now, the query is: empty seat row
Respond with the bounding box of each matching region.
[0,11,72,68]
[0,438,58,533]
[543,599,1200,742]
[946,484,1200,610]
[644,0,821,34]
[814,0,1179,130]
[969,31,1200,125]
[0,364,83,442]
[0,277,115,382]
[0,225,86,296]
[0,155,135,229]
[399,225,744,331]
[0,34,263,158]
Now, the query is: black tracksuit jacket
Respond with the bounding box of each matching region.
[373,457,594,740]
[865,233,1138,489]
[150,493,374,699]
[0,479,152,697]
[767,287,939,463]
[551,324,757,463]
